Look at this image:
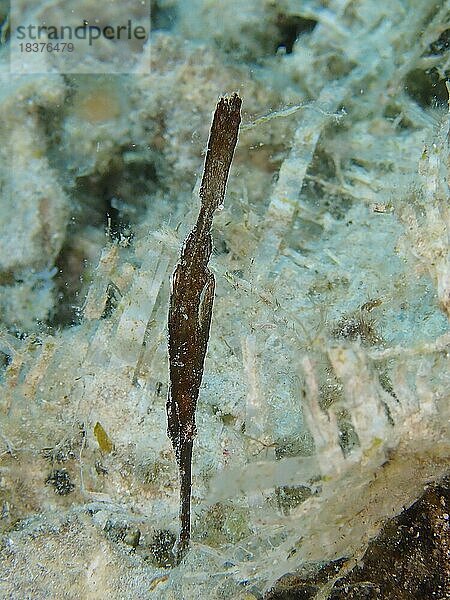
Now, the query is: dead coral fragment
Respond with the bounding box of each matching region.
[167,93,242,562]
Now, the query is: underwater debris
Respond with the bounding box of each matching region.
[93,421,114,454]
[166,93,242,562]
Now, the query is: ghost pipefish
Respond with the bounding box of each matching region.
[166,93,242,562]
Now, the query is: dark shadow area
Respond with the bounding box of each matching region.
[275,14,317,54]
[265,477,449,599]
